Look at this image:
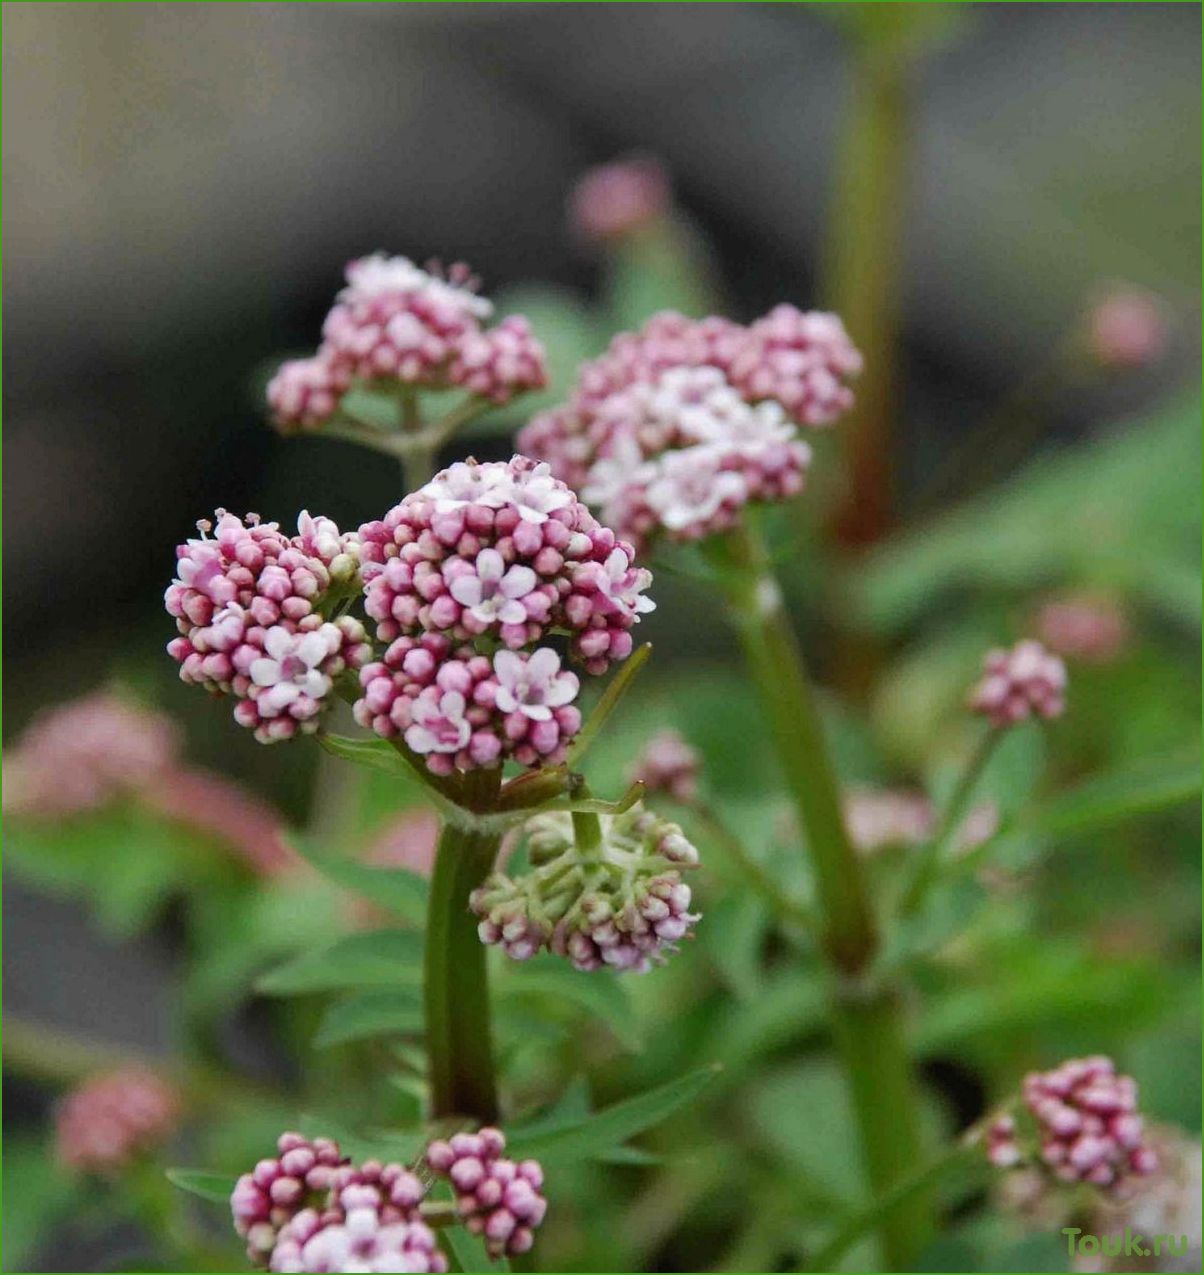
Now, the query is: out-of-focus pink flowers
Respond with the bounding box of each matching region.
[518,308,858,548]
[986,1057,1159,1195]
[166,510,369,743]
[969,640,1067,727]
[363,808,440,877]
[3,693,179,819]
[55,1068,180,1175]
[629,730,700,803]
[843,789,936,855]
[1086,287,1168,369]
[1035,594,1130,664]
[352,456,653,773]
[568,155,670,243]
[426,1127,548,1259]
[267,255,548,432]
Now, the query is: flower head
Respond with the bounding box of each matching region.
[55,1068,179,1175]
[568,155,671,243]
[986,1057,1159,1196]
[470,804,701,972]
[426,1128,547,1259]
[165,511,369,742]
[628,730,700,803]
[518,309,851,548]
[969,639,1068,727]
[1086,287,1168,369]
[267,355,351,434]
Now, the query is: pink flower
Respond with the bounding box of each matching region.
[56,1068,179,1175]
[449,315,549,404]
[250,626,342,719]
[405,689,473,756]
[568,155,671,243]
[449,549,538,628]
[970,639,1068,727]
[1035,594,1129,664]
[1086,287,1167,368]
[628,730,700,803]
[493,648,579,721]
[266,355,350,433]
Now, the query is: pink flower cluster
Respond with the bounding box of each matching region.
[266,255,548,432]
[471,806,701,973]
[165,510,369,742]
[352,456,653,773]
[1035,594,1129,665]
[3,692,179,819]
[987,1057,1158,1194]
[969,639,1068,727]
[628,729,700,803]
[426,1128,547,1259]
[1086,287,1167,369]
[55,1068,179,1175]
[518,308,858,547]
[568,154,670,243]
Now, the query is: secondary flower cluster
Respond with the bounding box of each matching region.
[426,1128,548,1258]
[1035,594,1129,664]
[353,456,653,772]
[470,805,700,972]
[55,1068,180,1175]
[266,255,548,432]
[986,1057,1158,1194]
[518,308,860,547]
[969,639,1068,727]
[628,729,701,803]
[232,1130,547,1271]
[165,510,368,742]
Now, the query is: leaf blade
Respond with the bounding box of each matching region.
[314,990,424,1049]
[165,1168,236,1204]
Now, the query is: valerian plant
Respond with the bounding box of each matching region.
[5,246,1196,1275]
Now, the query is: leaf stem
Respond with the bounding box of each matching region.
[425,766,504,1123]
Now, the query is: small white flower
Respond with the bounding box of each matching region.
[582,432,655,509]
[339,252,492,318]
[405,691,472,755]
[494,648,579,721]
[449,549,537,626]
[249,625,339,717]
[507,461,576,524]
[644,447,747,532]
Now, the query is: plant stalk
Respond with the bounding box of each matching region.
[716,521,929,1267]
[425,766,503,1123]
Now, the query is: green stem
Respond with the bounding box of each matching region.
[715,520,928,1267]
[425,767,503,1123]
[901,725,1002,916]
[803,1135,985,1272]
[717,524,876,973]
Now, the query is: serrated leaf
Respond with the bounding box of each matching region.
[314,990,424,1048]
[288,836,429,925]
[256,930,423,996]
[495,959,642,1051]
[165,1168,237,1204]
[505,1063,720,1163]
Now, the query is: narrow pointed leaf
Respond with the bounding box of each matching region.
[314,990,424,1048]
[567,642,653,765]
[495,961,642,1051]
[166,1168,237,1204]
[288,836,428,925]
[256,930,423,996]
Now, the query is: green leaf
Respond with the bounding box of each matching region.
[256,930,423,996]
[314,990,424,1048]
[318,733,415,776]
[289,836,429,925]
[506,1063,720,1163]
[2,1136,78,1270]
[165,1168,237,1204]
[495,958,642,1052]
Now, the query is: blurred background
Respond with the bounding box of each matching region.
[3,4,1201,1272]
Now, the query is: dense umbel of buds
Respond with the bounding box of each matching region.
[353,456,653,772]
[3,692,179,818]
[267,255,548,432]
[55,1068,180,1175]
[986,1057,1159,1194]
[969,639,1068,727]
[426,1128,547,1259]
[165,510,369,742]
[517,309,858,548]
[628,729,700,803]
[233,1130,546,1270]
[470,805,700,972]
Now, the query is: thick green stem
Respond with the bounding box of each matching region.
[719,525,876,973]
[716,521,929,1268]
[425,767,503,1123]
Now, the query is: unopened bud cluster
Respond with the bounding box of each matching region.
[519,308,860,547]
[232,1129,547,1271]
[267,255,548,432]
[471,805,700,972]
[986,1057,1158,1195]
[55,1068,180,1175]
[970,639,1067,727]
